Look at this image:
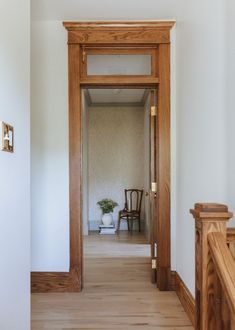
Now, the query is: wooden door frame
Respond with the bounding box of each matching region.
[31,20,175,293]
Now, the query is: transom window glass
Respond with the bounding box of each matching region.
[87,54,152,76]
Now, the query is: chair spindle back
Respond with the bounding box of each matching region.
[124,189,143,213]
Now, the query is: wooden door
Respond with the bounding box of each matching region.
[149,89,158,283]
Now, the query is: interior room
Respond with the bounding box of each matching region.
[82,88,151,238]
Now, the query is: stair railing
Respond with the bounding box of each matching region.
[190,203,235,330]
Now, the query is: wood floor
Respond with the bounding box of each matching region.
[31,232,193,329]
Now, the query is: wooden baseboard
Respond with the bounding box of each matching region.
[170,270,177,290]
[171,271,195,326]
[31,269,81,293]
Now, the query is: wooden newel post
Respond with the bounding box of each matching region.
[190,203,233,330]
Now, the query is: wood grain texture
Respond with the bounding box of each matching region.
[227,228,235,260]
[170,270,177,290]
[68,43,83,288]
[208,232,235,316]
[81,47,158,79]
[80,76,159,86]
[156,43,171,291]
[190,203,233,220]
[150,89,157,284]
[31,272,80,293]
[67,29,170,45]
[227,228,235,241]
[190,203,233,330]
[175,272,195,327]
[63,21,175,45]
[63,21,176,29]
[31,232,193,330]
[83,47,157,53]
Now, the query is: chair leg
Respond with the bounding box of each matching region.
[117,214,121,233]
[127,216,130,231]
[139,217,141,232]
[130,217,134,233]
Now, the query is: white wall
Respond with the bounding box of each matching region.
[175,0,226,294]
[0,0,30,329]
[225,0,235,227]
[31,1,228,297]
[88,105,145,230]
[31,21,69,271]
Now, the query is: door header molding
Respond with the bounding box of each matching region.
[63,20,176,29]
[63,20,176,44]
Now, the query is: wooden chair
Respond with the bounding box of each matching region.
[117,189,143,232]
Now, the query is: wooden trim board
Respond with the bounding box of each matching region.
[63,20,175,45]
[31,271,81,293]
[172,271,195,327]
[156,42,171,291]
[63,21,176,29]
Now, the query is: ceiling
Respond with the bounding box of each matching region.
[87,89,147,105]
[31,0,177,21]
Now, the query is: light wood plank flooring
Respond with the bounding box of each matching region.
[31,232,193,329]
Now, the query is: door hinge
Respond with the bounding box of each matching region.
[151,106,157,116]
[151,182,157,193]
[152,259,157,269]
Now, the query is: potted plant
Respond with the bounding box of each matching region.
[97,198,118,226]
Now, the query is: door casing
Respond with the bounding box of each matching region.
[31,20,175,293]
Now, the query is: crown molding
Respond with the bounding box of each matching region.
[63,20,176,30]
[63,20,176,44]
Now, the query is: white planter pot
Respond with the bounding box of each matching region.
[102,213,113,226]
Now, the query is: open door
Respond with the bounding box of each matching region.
[150,89,158,284]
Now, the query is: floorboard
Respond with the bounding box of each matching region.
[31,232,193,330]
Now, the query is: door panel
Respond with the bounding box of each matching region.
[149,89,158,284]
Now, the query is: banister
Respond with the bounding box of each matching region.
[208,231,235,316]
[190,203,233,330]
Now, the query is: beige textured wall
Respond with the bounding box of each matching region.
[88,105,145,230]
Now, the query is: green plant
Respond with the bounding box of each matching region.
[97,198,118,214]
